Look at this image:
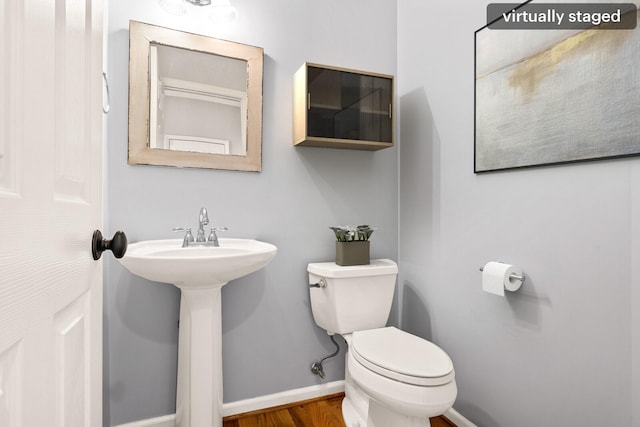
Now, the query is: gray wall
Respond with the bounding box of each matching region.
[398,1,640,426]
[105,2,640,426]
[104,0,398,425]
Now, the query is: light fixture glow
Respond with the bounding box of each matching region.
[158,0,238,22]
[185,0,212,6]
[158,0,188,16]
[209,0,238,24]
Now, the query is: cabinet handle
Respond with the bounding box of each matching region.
[389,103,392,119]
[307,92,311,110]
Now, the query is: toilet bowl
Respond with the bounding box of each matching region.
[307,260,457,427]
[345,327,457,426]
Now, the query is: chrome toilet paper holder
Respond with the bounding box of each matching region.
[479,266,526,283]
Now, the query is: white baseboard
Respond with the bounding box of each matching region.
[445,407,477,427]
[222,380,346,416]
[113,414,175,427]
[112,381,345,427]
[113,380,475,427]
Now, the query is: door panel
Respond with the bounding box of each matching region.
[0,0,21,196]
[0,342,21,427]
[55,293,90,427]
[0,0,103,426]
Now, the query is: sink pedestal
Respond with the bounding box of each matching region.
[176,286,224,427]
[116,238,277,427]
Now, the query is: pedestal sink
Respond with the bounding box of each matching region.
[118,238,277,427]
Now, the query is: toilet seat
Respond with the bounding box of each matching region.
[351,327,455,386]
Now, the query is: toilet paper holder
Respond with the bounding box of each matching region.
[479,266,526,283]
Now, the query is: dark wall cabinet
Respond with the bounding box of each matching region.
[294,63,394,151]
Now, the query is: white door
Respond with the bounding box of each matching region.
[0,0,104,426]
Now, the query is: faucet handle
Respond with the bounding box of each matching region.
[207,227,228,237]
[207,226,227,246]
[173,227,195,247]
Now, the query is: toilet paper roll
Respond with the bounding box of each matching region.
[482,262,523,296]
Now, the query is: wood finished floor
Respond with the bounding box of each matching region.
[222,393,457,427]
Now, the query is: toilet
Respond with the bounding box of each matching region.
[308,259,457,427]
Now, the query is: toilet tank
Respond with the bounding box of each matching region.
[307,259,398,335]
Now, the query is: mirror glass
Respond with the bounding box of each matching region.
[128,21,264,171]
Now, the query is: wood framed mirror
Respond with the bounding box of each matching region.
[128,21,264,171]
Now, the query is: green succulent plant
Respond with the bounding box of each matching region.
[329,225,376,242]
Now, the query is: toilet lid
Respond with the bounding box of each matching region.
[351,327,455,386]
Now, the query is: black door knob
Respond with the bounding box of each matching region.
[92,230,127,260]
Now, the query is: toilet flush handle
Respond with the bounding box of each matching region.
[309,278,327,288]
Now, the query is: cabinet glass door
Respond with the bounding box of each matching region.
[307,66,392,143]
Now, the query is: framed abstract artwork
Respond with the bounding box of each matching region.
[475,2,640,172]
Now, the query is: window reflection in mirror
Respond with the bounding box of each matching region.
[128,21,263,171]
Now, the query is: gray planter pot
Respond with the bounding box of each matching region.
[335,241,370,266]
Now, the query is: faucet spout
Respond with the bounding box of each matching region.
[197,207,209,242]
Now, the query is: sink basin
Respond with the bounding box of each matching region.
[118,237,277,427]
[119,238,277,288]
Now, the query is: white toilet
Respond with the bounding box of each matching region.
[308,259,457,427]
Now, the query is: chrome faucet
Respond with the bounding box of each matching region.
[196,207,209,242]
[174,207,227,248]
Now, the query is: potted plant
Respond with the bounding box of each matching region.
[329,225,376,266]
